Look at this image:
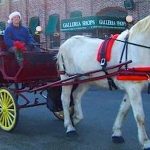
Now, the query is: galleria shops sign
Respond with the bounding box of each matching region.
[61,16,127,31]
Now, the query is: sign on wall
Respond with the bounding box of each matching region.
[61,16,127,31]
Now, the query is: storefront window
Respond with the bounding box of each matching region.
[50,32,60,49]
[29,16,40,42]
[45,14,60,49]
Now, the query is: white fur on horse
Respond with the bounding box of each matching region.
[57,15,150,150]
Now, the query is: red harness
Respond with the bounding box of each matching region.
[96,34,150,81]
[97,34,119,63]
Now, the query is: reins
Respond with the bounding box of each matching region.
[112,34,150,69]
[112,38,150,49]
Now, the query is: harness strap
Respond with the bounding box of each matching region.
[148,83,150,94]
[58,71,65,75]
[103,69,118,90]
[119,34,129,70]
[100,40,109,67]
[61,54,66,71]
[99,38,118,90]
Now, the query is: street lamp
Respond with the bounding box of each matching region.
[126,15,133,23]
[126,15,133,29]
[36,26,42,32]
[35,26,42,35]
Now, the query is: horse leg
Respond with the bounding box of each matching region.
[112,93,131,143]
[126,84,150,150]
[60,76,76,135]
[72,84,89,125]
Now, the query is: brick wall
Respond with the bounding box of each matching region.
[0,0,149,25]
[0,0,149,45]
[0,0,10,22]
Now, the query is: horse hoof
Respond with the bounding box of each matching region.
[112,136,125,144]
[66,130,78,137]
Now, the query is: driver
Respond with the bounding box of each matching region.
[4,11,40,52]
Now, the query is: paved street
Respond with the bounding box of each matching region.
[0,88,150,150]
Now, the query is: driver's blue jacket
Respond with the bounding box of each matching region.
[4,23,35,49]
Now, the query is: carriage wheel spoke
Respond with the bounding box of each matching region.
[3,92,6,104]
[7,115,12,127]
[7,103,14,109]
[7,113,14,125]
[8,111,15,119]
[5,94,11,107]
[0,94,4,105]
[5,96,11,107]
[0,112,4,122]
[7,108,15,112]
[1,113,5,126]
[1,94,6,106]
[4,115,8,127]
[0,98,2,106]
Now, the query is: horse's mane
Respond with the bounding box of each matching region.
[130,15,150,34]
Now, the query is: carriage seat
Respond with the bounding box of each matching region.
[13,51,59,82]
[0,46,59,82]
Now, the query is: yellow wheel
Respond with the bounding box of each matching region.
[0,88,18,131]
[53,106,74,120]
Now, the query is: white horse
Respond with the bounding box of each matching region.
[57,15,150,150]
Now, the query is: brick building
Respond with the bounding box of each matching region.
[0,0,149,48]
